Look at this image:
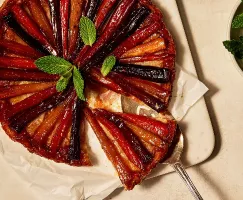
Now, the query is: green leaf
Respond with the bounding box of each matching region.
[79,16,96,46]
[223,36,243,59]
[73,66,85,101]
[101,56,116,76]
[35,56,72,75]
[232,13,243,28]
[56,77,70,92]
[61,66,73,79]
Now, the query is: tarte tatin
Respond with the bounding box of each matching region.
[0,0,177,190]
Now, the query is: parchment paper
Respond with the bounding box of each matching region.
[0,64,208,200]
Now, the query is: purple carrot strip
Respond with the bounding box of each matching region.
[85,0,102,20]
[60,0,70,59]
[48,0,63,56]
[113,64,171,83]
[69,98,83,160]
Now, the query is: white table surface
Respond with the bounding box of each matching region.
[1,0,243,199]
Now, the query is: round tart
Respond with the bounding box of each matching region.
[0,0,177,190]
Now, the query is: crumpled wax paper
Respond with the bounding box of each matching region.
[0,64,208,200]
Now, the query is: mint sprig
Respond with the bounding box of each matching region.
[35,17,117,98]
[56,76,70,92]
[35,56,72,74]
[232,13,243,28]
[79,16,116,75]
[223,36,243,59]
[223,2,243,59]
[101,56,116,76]
[35,56,85,100]
[79,16,96,46]
[73,66,85,101]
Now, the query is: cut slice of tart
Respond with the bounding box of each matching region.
[84,108,177,190]
[0,0,176,190]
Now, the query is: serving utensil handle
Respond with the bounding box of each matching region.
[172,162,204,200]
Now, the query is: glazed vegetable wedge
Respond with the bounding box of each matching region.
[85,108,176,190]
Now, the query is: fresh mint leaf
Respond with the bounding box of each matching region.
[232,13,243,28]
[56,77,70,92]
[101,56,116,76]
[61,66,73,79]
[73,66,85,101]
[223,36,243,59]
[35,56,86,101]
[35,56,72,74]
[79,16,96,46]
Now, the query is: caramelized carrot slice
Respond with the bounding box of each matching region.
[60,0,70,59]
[9,88,73,133]
[69,98,83,160]
[0,68,59,82]
[95,117,144,169]
[40,0,52,19]
[4,14,53,55]
[119,54,167,64]
[68,0,85,57]
[125,77,170,102]
[118,113,177,143]
[0,81,9,88]
[32,99,69,146]
[11,4,56,55]
[125,121,164,148]
[113,64,170,83]
[0,40,44,59]
[109,72,166,112]
[84,107,136,189]
[85,0,102,20]
[95,109,152,166]
[88,68,125,94]
[49,98,73,154]
[121,38,166,58]
[94,0,118,29]
[0,82,55,99]
[26,0,55,46]
[113,21,161,58]
[0,57,37,70]
[6,86,56,119]
[48,0,62,56]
